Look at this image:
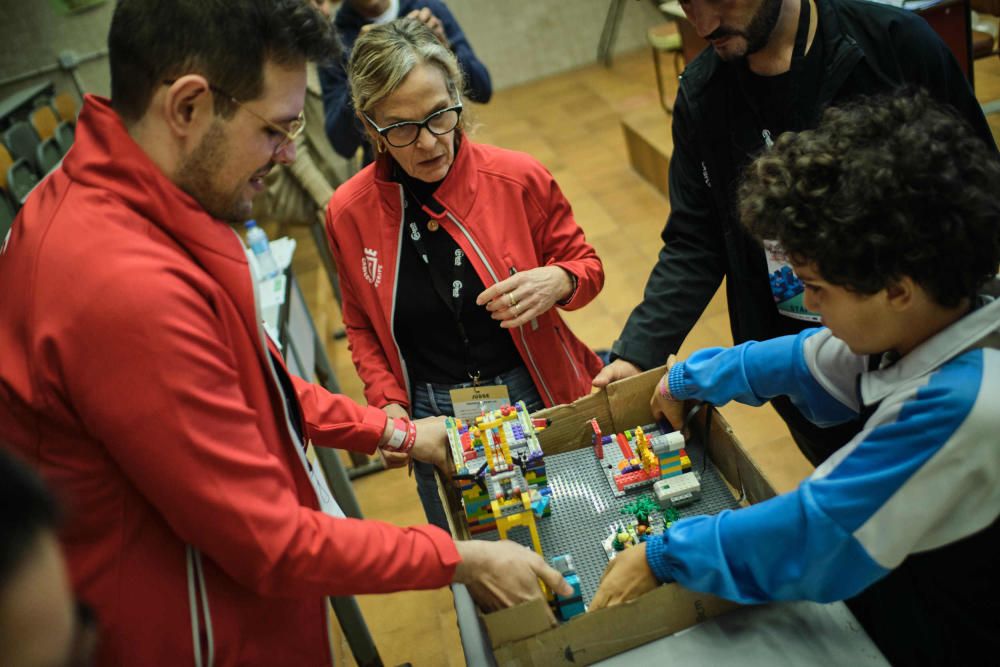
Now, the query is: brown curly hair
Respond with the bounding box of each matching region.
[738,89,1000,307]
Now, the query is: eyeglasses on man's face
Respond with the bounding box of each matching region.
[362,104,463,148]
[161,79,305,156]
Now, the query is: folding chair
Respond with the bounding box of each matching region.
[36,137,63,174]
[0,191,15,239]
[30,106,59,141]
[54,122,75,154]
[3,122,42,174]
[7,159,39,204]
[53,92,79,125]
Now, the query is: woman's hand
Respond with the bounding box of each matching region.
[476,266,573,329]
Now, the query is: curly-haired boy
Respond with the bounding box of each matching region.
[592,90,1000,665]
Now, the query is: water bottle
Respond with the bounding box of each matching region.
[244,220,280,280]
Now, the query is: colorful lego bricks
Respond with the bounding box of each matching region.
[549,554,586,621]
[591,421,691,497]
[445,402,550,536]
[602,501,680,562]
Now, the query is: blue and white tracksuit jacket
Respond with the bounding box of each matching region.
[645,296,1000,604]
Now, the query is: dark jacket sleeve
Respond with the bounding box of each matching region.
[610,91,727,371]
[428,0,492,103]
[318,51,366,160]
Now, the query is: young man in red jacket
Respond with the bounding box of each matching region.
[0,2,568,665]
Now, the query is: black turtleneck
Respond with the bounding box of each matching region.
[391,164,521,384]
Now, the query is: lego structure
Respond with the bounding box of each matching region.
[549,554,586,621]
[445,407,733,614]
[446,402,550,551]
[590,419,692,496]
[602,497,679,561]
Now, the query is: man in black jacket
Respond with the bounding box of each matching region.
[593,0,996,465]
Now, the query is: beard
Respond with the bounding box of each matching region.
[708,0,785,60]
[176,121,266,223]
[744,0,785,55]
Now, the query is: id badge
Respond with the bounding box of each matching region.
[449,384,510,420]
[763,240,821,322]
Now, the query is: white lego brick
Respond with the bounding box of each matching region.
[650,431,686,454]
[654,472,702,508]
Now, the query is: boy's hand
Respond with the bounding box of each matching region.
[590,542,659,610]
[453,540,572,615]
[650,355,685,431]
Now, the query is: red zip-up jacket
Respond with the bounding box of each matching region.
[0,96,459,666]
[326,138,603,409]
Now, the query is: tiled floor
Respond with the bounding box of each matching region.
[285,47,1000,666]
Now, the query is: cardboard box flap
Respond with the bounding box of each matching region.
[491,583,738,666]
[605,365,667,433]
[483,597,555,647]
[696,406,778,505]
[534,365,667,454]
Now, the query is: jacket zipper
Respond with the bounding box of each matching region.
[186,546,215,667]
[391,185,413,404]
[444,212,556,406]
[554,325,583,383]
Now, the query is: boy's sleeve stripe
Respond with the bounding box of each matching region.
[852,351,1000,567]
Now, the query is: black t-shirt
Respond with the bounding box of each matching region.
[391,165,522,384]
[737,16,826,145]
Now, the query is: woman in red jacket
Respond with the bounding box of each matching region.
[326,18,604,529]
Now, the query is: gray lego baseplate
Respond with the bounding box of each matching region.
[479,431,740,606]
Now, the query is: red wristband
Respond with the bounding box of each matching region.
[384,417,410,451]
[400,420,417,454]
[657,374,673,401]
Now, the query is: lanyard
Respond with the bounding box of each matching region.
[401,185,481,383]
[733,0,812,150]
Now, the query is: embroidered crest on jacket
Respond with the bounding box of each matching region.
[362,248,383,287]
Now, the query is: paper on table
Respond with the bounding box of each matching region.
[269,237,296,271]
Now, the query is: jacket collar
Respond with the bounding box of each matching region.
[65,96,250,265]
[371,134,479,221]
[64,96,263,354]
[860,295,1000,404]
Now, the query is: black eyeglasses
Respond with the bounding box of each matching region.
[162,79,305,155]
[362,103,463,148]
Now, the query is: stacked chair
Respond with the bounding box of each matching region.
[0,87,78,217]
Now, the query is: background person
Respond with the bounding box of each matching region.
[0,448,96,667]
[253,0,352,234]
[592,0,996,466]
[319,0,491,164]
[327,18,603,530]
[591,90,1000,665]
[0,2,568,664]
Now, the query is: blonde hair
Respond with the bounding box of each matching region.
[348,17,466,118]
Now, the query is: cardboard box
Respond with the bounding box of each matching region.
[441,365,782,666]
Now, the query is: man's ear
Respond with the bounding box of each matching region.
[160,75,214,140]
[885,276,916,312]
